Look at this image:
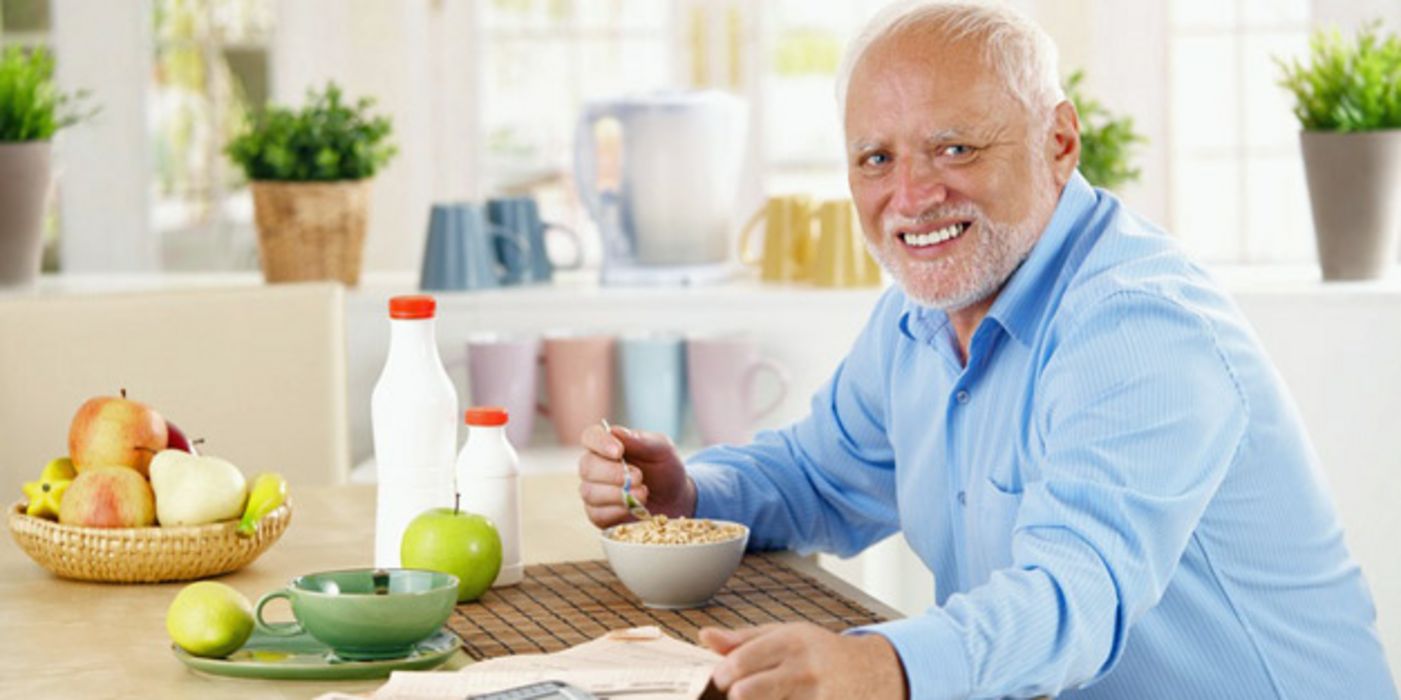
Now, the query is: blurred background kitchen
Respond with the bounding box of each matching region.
[4,0,1401,672]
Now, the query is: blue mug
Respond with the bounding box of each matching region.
[420,203,529,291]
[487,197,583,285]
[619,332,687,442]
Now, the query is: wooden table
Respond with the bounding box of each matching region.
[0,474,899,699]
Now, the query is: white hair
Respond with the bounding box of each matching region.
[836,0,1064,121]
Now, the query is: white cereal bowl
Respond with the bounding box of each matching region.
[600,522,750,609]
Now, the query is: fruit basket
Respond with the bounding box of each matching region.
[6,500,292,583]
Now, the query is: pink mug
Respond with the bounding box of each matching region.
[541,333,615,446]
[686,335,790,446]
[460,334,541,448]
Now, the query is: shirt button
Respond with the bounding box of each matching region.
[956,390,970,404]
[957,491,967,506]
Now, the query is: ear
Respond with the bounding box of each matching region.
[1046,100,1081,187]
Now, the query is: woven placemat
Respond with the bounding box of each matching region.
[448,553,889,660]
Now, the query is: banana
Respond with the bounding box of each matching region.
[236,472,287,536]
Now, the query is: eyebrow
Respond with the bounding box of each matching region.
[848,126,984,153]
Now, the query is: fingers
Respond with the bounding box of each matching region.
[578,476,647,508]
[727,670,791,700]
[580,424,625,460]
[584,503,630,529]
[705,625,796,692]
[699,625,768,655]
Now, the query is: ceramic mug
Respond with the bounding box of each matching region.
[462,334,542,448]
[686,334,790,446]
[419,203,530,291]
[810,199,882,288]
[618,332,687,442]
[541,333,615,446]
[738,195,818,283]
[486,197,584,285]
[254,568,458,661]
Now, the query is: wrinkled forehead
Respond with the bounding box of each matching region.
[844,31,1020,137]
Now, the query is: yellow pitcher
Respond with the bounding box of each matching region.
[739,195,818,283]
[810,199,882,288]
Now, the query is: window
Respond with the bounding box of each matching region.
[475,0,672,260]
[1168,0,1312,263]
[150,0,272,271]
[756,1,881,199]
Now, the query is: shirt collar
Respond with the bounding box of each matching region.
[898,171,1099,346]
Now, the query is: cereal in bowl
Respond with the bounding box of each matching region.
[609,515,744,545]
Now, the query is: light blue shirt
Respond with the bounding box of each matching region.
[689,173,1396,699]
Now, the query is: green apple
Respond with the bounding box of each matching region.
[400,506,502,602]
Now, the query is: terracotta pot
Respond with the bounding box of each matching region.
[250,179,371,285]
[0,142,52,289]
[1300,130,1401,281]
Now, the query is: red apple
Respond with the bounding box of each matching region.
[68,390,169,478]
[166,421,198,455]
[59,466,157,528]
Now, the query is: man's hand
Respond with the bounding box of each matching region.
[577,423,696,528]
[700,622,907,700]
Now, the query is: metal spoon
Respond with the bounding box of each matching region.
[601,419,652,521]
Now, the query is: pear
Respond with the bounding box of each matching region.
[149,449,248,527]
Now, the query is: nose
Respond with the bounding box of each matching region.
[890,156,947,218]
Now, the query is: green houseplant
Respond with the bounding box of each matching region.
[1277,22,1401,280]
[1066,70,1146,192]
[226,82,396,285]
[0,46,92,288]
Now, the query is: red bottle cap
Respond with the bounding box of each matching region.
[466,407,509,426]
[389,295,436,319]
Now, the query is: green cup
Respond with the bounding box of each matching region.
[254,568,459,660]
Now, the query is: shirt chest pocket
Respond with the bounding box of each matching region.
[968,463,1024,576]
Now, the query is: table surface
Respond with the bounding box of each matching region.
[0,475,899,699]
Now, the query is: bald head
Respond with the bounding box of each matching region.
[837,0,1064,124]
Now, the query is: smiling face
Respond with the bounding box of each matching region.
[845,28,1070,311]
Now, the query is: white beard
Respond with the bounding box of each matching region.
[867,202,1042,312]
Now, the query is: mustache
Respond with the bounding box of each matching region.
[882,203,984,237]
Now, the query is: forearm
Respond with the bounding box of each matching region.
[687,424,898,554]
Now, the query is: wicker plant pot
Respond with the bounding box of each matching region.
[251,179,370,285]
[7,500,291,583]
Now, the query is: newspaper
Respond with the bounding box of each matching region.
[315,626,722,700]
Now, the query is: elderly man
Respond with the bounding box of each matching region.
[577,2,1395,698]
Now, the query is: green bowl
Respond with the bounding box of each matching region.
[255,568,458,661]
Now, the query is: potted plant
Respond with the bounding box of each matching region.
[0,46,91,288]
[1066,70,1146,192]
[1278,22,1401,281]
[226,82,396,285]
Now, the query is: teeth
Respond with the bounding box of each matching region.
[903,223,965,248]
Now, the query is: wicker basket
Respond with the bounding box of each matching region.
[6,500,292,583]
[250,179,370,286]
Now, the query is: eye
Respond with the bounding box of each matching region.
[940,144,977,160]
[857,151,892,170]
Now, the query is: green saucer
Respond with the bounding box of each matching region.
[172,627,461,680]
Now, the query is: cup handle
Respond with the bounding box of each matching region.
[737,207,767,267]
[743,358,790,423]
[535,352,550,418]
[489,224,531,280]
[542,222,585,270]
[254,589,303,637]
